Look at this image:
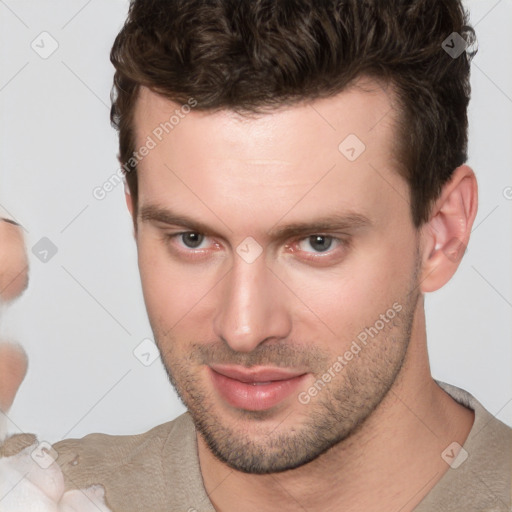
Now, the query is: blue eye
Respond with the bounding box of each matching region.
[180,232,205,249]
[298,235,336,253]
[163,231,222,262]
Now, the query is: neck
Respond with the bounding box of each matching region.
[197,300,474,512]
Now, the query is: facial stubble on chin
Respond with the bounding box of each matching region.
[154,268,420,474]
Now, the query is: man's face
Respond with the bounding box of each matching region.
[131,80,423,474]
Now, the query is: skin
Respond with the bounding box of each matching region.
[0,220,29,303]
[0,219,29,414]
[0,342,27,413]
[128,78,477,512]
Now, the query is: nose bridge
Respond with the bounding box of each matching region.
[213,254,291,353]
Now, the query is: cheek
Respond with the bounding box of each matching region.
[136,235,223,330]
[280,231,417,341]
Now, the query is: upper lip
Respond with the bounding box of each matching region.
[210,364,306,383]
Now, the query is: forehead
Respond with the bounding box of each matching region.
[133,78,398,153]
[131,79,407,234]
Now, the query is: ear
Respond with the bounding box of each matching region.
[419,164,478,293]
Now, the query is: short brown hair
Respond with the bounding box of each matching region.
[110,0,476,227]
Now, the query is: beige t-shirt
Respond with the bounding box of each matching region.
[47,381,511,512]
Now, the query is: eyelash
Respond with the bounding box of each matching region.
[163,231,350,264]
[164,232,221,261]
[288,235,348,262]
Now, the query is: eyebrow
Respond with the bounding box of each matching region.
[140,205,220,235]
[139,204,372,240]
[267,213,371,239]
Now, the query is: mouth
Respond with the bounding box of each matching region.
[208,364,309,412]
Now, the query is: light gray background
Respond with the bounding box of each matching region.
[0,0,511,445]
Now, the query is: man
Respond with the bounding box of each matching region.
[1,1,511,511]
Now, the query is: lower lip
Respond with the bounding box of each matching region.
[209,368,308,411]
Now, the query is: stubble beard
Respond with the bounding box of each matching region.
[154,275,420,474]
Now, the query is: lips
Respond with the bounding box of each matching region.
[208,364,308,411]
[210,364,305,383]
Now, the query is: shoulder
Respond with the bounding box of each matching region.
[417,381,512,512]
[53,411,195,468]
[50,412,211,511]
[54,412,192,460]
[436,380,512,449]
[52,412,199,497]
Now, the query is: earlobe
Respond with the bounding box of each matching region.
[419,165,478,293]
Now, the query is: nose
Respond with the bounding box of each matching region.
[212,254,292,353]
